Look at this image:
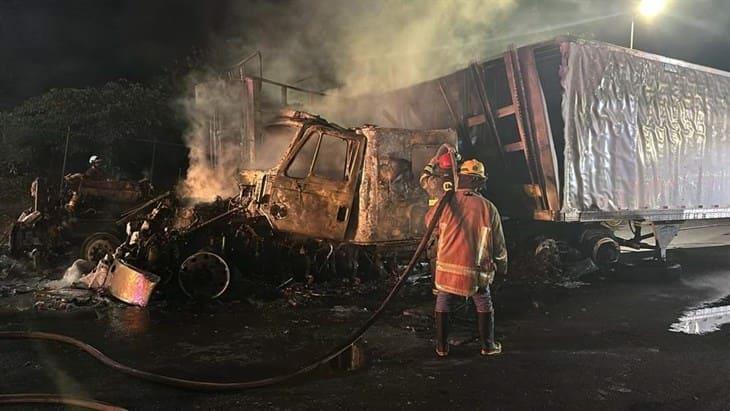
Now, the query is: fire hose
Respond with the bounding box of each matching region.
[0,190,454,406]
[0,394,124,411]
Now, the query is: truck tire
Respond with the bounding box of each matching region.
[80,232,120,263]
[178,251,231,299]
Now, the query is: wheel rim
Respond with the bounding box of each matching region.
[82,234,119,262]
[178,251,230,299]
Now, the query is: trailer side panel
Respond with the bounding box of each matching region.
[561,40,730,221]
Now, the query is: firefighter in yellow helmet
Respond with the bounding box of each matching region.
[425,159,508,357]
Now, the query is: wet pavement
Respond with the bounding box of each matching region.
[1,246,730,410]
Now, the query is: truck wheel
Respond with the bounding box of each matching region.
[80,232,120,263]
[178,251,231,299]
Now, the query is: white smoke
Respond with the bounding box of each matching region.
[177,75,242,202]
[178,0,622,201]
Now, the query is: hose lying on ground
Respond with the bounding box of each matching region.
[0,394,126,411]
[0,190,454,393]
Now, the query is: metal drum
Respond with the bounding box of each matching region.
[108,260,160,307]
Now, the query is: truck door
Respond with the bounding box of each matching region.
[267,126,364,241]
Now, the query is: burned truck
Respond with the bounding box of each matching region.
[9,174,153,263]
[336,37,730,266]
[119,111,456,298]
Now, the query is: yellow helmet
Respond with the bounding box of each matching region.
[459,159,486,179]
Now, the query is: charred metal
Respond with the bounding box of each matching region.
[114,110,457,298]
[9,174,153,264]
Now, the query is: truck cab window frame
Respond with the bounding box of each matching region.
[311,133,351,181]
[285,129,357,182]
[285,130,320,179]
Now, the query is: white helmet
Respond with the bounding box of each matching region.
[89,155,102,165]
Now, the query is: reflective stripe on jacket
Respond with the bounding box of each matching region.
[425,189,507,297]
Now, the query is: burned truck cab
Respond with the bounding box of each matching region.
[253,111,364,242]
[118,111,457,298]
[246,110,458,247]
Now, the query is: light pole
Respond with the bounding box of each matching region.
[630,18,635,49]
[631,0,668,49]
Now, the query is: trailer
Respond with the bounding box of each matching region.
[332,37,730,263]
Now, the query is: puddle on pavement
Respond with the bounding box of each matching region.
[108,307,151,337]
[670,303,730,335]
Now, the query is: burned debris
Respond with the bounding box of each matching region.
[2,108,458,308]
[9,171,153,265]
[107,110,458,301]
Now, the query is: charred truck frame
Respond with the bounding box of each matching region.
[115,56,457,298]
[9,175,153,264]
[122,112,455,298]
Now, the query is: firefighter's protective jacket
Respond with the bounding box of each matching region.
[425,189,507,297]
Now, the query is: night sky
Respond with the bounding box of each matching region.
[0,0,227,108]
[0,0,728,109]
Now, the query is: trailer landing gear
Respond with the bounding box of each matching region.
[616,221,682,281]
[652,223,680,262]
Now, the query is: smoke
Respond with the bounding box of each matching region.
[224,0,518,97]
[177,74,243,202]
[178,0,622,201]
[221,0,624,98]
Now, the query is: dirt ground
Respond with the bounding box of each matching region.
[0,244,729,410]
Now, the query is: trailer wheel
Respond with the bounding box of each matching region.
[178,251,231,300]
[80,232,120,263]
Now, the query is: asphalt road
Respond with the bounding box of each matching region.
[1,245,729,410]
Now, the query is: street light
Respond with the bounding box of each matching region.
[638,0,668,18]
[631,0,668,49]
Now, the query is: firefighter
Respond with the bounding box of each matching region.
[420,145,460,296]
[85,155,106,180]
[419,144,458,207]
[426,159,508,357]
[64,155,105,212]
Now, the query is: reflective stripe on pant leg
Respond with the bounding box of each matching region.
[472,286,493,313]
[435,291,454,313]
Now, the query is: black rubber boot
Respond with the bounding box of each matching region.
[435,312,449,357]
[478,311,502,356]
